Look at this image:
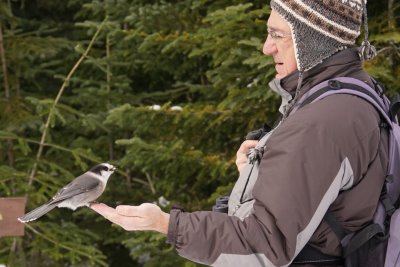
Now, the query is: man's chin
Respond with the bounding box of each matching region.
[275,70,297,80]
[275,73,286,79]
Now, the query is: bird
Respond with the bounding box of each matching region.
[18,163,116,223]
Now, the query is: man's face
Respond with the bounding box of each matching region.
[263,9,298,79]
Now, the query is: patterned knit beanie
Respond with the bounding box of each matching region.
[270,0,376,72]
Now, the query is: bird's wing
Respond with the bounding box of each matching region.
[49,173,101,204]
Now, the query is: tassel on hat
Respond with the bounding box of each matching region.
[359,0,377,61]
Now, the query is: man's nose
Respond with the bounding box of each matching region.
[263,35,277,56]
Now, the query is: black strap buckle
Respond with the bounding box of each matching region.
[328,80,342,90]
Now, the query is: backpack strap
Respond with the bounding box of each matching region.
[343,223,387,258]
[293,77,392,264]
[293,212,346,265]
[390,94,400,122]
[370,78,400,123]
[298,80,383,110]
[296,78,391,125]
[296,77,396,214]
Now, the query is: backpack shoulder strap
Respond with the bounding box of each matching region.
[300,77,400,202]
[293,77,394,264]
[295,77,392,125]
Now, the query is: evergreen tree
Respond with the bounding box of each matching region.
[0,0,398,266]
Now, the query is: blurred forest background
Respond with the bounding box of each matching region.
[0,0,399,266]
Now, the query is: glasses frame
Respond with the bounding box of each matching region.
[267,29,292,41]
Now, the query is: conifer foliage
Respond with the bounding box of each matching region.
[0,0,398,266]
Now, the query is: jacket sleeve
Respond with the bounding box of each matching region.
[166,95,383,267]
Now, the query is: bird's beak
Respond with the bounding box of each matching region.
[111,166,117,171]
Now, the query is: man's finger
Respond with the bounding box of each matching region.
[116,205,140,216]
[237,140,258,153]
[90,203,123,224]
[90,203,111,213]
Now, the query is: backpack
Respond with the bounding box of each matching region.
[280,77,400,267]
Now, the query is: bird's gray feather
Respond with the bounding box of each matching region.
[49,172,101,205]
[19,173,103,223]
[18,203,57,223]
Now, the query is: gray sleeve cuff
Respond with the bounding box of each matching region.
[166,209,181,245]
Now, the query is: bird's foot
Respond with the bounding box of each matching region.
[86,201,99,208]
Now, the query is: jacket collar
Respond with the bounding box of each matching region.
[269,48,368,114]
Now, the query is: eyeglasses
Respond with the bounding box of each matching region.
[267,29,291,41]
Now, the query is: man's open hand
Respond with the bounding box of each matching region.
[90,203,170,234]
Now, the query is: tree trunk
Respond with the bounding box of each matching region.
[106,34,114,161]
[0,20,16,196]
[0,21,10,98]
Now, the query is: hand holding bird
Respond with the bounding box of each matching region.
[90,202,170,234]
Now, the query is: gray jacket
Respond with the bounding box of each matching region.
[167,48,389,267]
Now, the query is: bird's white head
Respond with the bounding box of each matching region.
[90,163,117,181]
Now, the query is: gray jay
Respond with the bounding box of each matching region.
[18,163,116,223]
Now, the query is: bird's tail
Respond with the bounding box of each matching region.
[18,203,56,223]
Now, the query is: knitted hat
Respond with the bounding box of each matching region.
[270,0,375,72]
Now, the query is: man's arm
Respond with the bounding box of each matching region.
[91,96,383,267]
[90,138,257,234]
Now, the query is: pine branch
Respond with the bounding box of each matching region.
[0,133,150,187]
[24,224,107,267]
[145,172,156,194]
[27,18,108,188]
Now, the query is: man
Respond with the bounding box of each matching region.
[91,0,388,266]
